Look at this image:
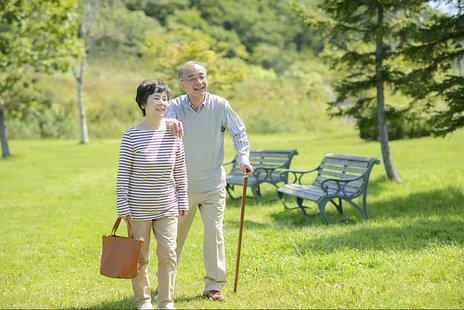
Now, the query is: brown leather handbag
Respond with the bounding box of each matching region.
[100,217,144,279]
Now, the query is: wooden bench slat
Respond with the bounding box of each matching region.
[319,163,368,174]
[325,153,376,162]
[250,154,294,159]
[317,170,360,180]
[322,158,370,168]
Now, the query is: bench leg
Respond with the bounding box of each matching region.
[296,197,308,216]
[329,198,344,215]
[251,184,262,203]
[346,197,368,219]
[226,184,241,200]
[278,191,309,215]
[317,200,333,224]
[362,194,368,218]
[277,191,290,210]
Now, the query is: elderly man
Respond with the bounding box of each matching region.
[165,61,253,302]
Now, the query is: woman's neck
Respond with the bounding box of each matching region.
[138,117,164,130]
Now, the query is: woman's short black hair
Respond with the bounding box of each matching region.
[135,80,171,116]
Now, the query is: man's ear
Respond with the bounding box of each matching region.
[179,80,185,91]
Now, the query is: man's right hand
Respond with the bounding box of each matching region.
[165,119,184,138]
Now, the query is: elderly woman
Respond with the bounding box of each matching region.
[116,80,188,310]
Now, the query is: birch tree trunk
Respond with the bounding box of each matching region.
[72,0,95,145]
[375,5,402,183]
[0,108,10,158]
[75,54,89,144]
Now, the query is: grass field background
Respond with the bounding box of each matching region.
[1,129,463,309]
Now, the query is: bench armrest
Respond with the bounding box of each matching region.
[223,158,237,166]
[279,167,319,184]
[253,165,286,181]
[320,174,365,196]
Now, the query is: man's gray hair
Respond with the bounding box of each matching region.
[178,61,207,79]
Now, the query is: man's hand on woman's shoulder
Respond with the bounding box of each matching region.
[165,118,184,138]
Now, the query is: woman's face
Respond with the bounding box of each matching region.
[145,91,169,118]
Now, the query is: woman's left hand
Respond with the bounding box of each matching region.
[179,210,188,216]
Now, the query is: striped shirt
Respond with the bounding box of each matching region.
[165,93,250,192]
[116,126,188,220]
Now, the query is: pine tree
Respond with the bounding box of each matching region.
[292,0,430,183]
[398,1,464,136]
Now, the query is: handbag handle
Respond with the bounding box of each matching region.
[111,217,134,238]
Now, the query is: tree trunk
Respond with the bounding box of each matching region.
[73,0,94,145]
[76,56,89,144]
[375,5,402,183]
[0,108,10,158]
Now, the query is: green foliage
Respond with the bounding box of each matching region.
[397,5,464,136]
[124,0,190,25]
[1,131,464,308]
[5,53,350,139]
[0,0,82,140]
[357,106,433,141]
[291,0,450,142]
[83,0,163,56]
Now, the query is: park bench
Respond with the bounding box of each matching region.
[277,153,380,223]
[225,149,298,202]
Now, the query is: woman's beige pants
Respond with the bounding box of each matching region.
[130,216,178,309]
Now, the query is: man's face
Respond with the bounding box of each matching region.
[179,64,208,99]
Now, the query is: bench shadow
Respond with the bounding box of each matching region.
[276,186,464,252]
[295,217,462,254]
[270,177,463,226]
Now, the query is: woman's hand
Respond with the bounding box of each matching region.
[179,210,188,216]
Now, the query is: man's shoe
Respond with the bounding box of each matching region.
[203,290,225,302]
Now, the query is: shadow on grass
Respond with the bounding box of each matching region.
[272,186,464,252]
[270,183,463,227]
[296,217,462,254]
[84,291,204,309]
[226,219,269,230]
[84,295,136,309]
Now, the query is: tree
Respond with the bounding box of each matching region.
[140,9,247,97]
[0,0,82,157]
[398,1,464,136]
[72,0,97,145]
[292,0,429,183]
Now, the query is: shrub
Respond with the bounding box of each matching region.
[357,106,434,141]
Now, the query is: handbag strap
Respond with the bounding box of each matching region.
[111,217,134,238]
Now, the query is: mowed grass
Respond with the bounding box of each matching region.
[0,129,463,309]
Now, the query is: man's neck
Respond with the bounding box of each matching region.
[188,94,206,107]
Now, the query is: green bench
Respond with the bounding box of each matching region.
[225,149,298,202]
[277,153,380,223]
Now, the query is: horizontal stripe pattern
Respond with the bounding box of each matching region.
[116,126,188,220]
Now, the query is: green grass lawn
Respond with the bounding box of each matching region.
[1,129,463,309]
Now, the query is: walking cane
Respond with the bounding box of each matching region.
[234,174,248,293]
